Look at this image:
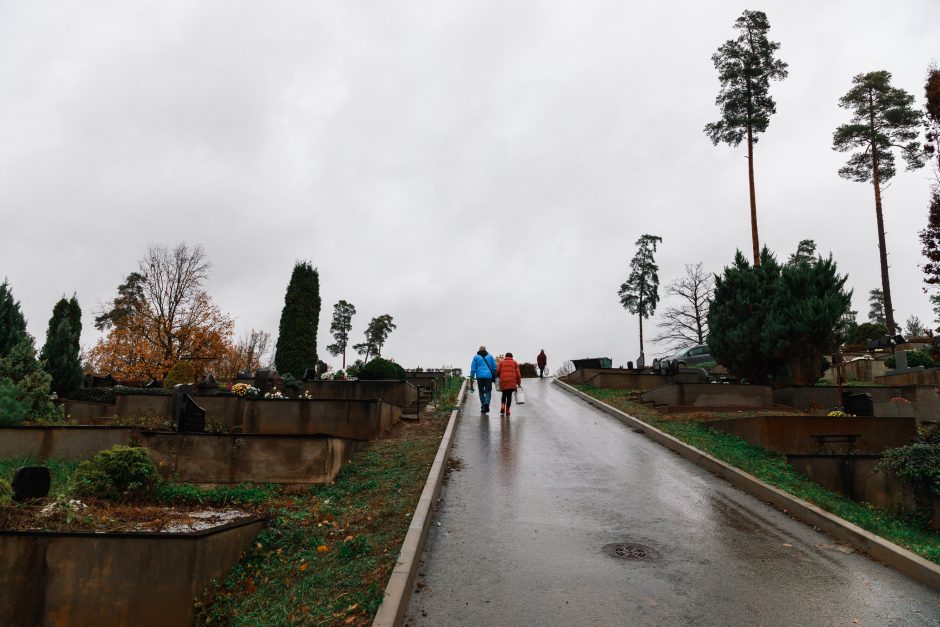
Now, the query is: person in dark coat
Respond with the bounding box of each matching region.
[537,349,548,378]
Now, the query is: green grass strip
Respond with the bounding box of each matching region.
[578,386,940,564]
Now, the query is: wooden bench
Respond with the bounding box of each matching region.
[812,433,862,455]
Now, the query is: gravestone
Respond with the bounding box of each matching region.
[843,392,874,417]
[11,466,51,501]
[144,379,161,389]
[171,385,205,433]
[254,368,281,396]
[302,367,319,382]
[895,350,909,371]
[198,374,218,392]
[234,368,254,381]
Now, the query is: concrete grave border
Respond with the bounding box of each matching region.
[372,379,467,627]
[555,379,940,593]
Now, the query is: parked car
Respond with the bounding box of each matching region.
[664,344,712,368]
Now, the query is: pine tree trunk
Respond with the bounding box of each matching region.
[747,125,760,266]
[638,314,644,362]
[869,90,896,334]
[342,348,346,370]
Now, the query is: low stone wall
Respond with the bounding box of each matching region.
[300,380,418,411]
[0,518,264,626]
[237,399,400,440]
[142,432,363,484]
[59,400,114,420]
[641,383,773,408]
[405,373,445,391]
[773,386,908,410]
[874,401,940,424]
[787,455,940,530]
[707,415,917,454]
[115,394,171,418]
[876,369,940,387]
[0,426,137,460]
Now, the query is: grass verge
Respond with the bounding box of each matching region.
[577,385,940,565]
[196,375,464,625]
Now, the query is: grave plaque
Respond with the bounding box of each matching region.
[171,386,206,433]
[11,466,51,501]
[895,351,909,371]
[254,368,281,395]
[843,392,874,417]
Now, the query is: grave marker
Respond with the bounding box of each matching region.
[11,466,51,501]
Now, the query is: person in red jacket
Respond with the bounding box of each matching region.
[496,352,522,417]
[537,349,547,378]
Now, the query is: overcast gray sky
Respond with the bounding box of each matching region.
[1,1,938,373]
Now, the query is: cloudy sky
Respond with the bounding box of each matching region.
[1,1,938,373]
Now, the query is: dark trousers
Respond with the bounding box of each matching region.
[501,389,514,410]
[538,366,545,378]
[477,378,493,410]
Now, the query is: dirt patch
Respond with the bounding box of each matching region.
[1,498,259,533]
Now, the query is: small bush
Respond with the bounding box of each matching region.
[163,360,196,389]
[358,357,406,380]
[338,534,371,560]
[73,445,160,501]
[519,363,538,378]
[70,387,117,404]
[0,477,12,507]
[0,378,28,426]
[879,442,940,522]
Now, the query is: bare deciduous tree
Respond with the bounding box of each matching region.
[653,263,714,351]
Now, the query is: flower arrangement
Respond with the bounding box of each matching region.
[827,410,853,417]
[264,390,285,399]
[232,383,260,398]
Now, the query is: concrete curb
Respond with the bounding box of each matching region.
[555,379,940,593]
[372,379,468,627]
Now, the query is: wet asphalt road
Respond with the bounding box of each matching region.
[405,378,940,626]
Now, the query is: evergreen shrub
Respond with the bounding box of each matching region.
[0,378,28,426]
[74,445,160,501]
[163,360,196,389]
[358,358,406,380]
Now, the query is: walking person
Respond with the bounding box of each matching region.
[537,349,547,378]
[496,352,522,417]
[469,345,498,414]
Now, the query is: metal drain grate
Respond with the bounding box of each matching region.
[603,543,661,561]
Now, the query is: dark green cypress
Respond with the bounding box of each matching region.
[0,280,28,358]
[274,262,320,378]
[41,296,83,397]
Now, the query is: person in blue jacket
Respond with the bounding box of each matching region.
[469,345,498,414]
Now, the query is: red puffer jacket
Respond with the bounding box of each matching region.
[497,358,522,391]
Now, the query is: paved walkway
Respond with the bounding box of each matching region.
[405,378,940,626]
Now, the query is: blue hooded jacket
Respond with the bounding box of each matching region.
[470,351,498,380]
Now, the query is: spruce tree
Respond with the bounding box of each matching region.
[868,289,886,326]
[0,279,28,358]
[833,71,925,333]
[704,10,788,266]
[618,234,662,363]
[274,262,321,378]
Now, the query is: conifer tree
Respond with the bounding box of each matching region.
[326,300,357,369]
[868,289,886,326]
[0,280,28,358]
[833,71,925,333]
[705,10,788,266]
[787,239,817,266]
[353,315,397,364]
[920,66,940,290]
[274,262,320,378]
[41,296,83,397]
[618,235,662,363]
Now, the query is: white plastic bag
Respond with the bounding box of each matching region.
[515,386,526,404]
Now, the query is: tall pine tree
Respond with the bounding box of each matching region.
[833,71,925,333]
[41,296,83,397]
[326,300,356,369]
[704,10,788,266]
[618,235,662,364]
[274,262,320,378]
